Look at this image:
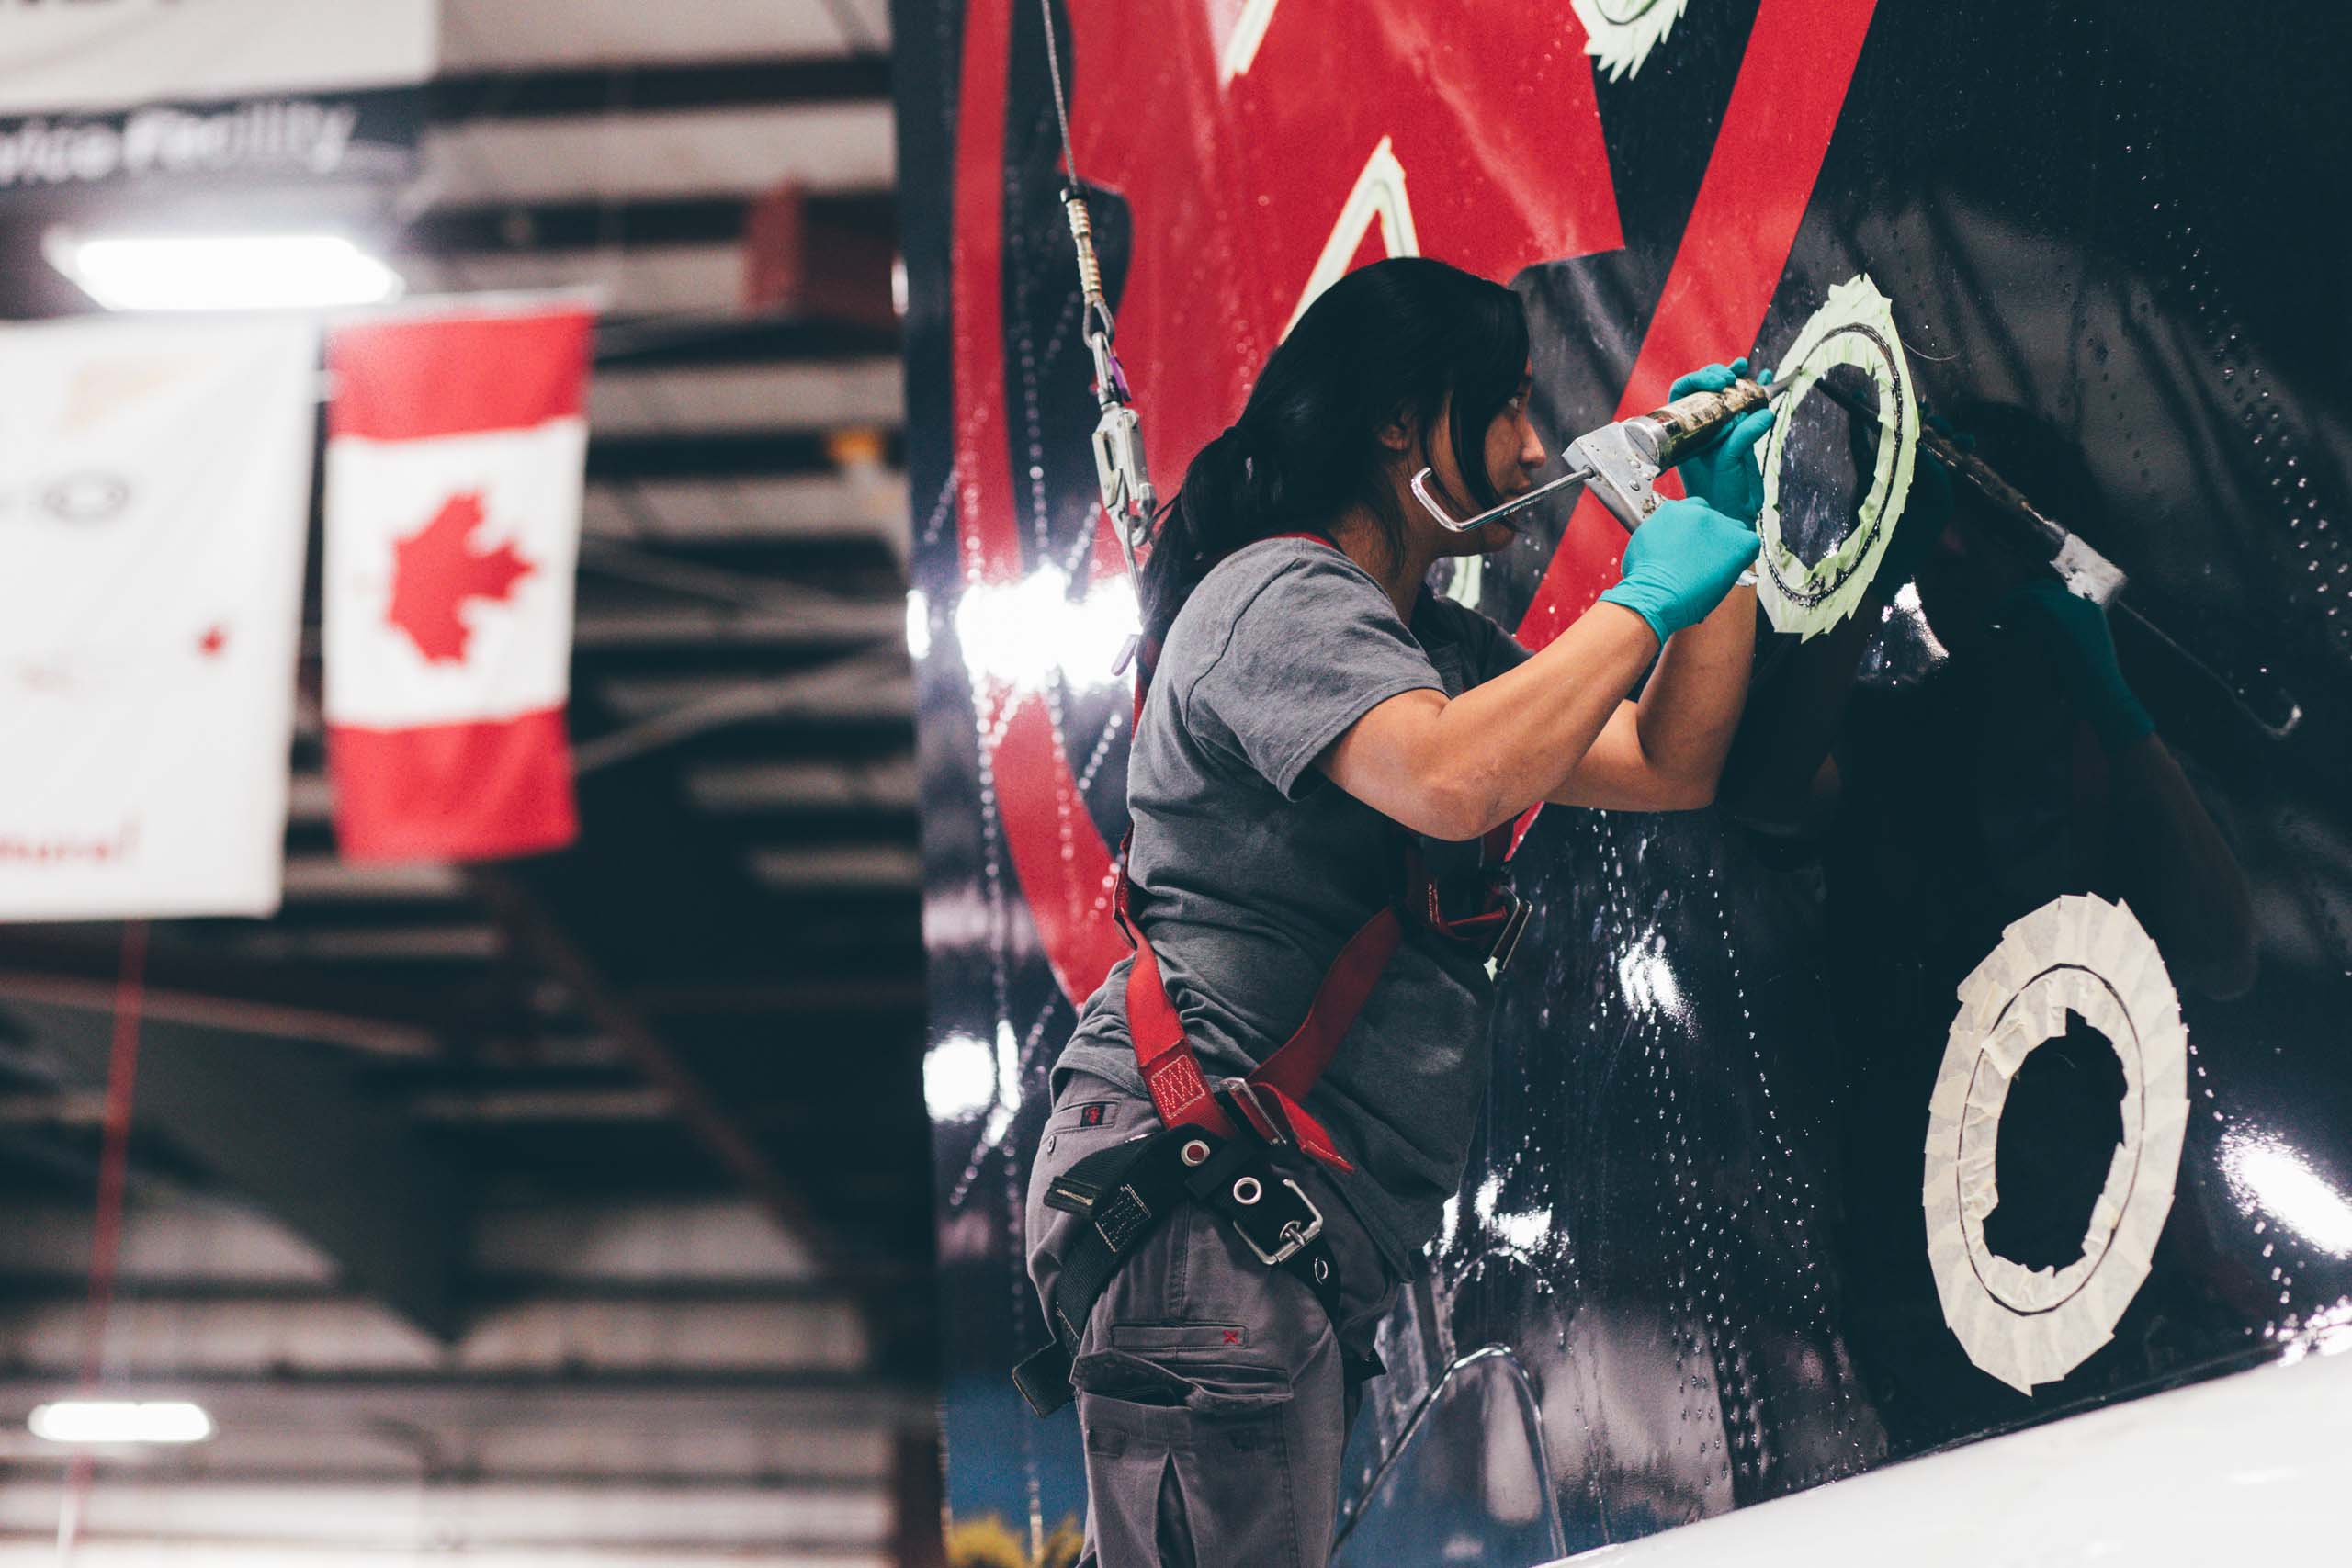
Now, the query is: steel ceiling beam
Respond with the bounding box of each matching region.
[6,1463,884,1494]
[582,472,908,544]
[0,1368,927,1431]
[0,1273,892,1307]
[575,647,910,773]
[466,872,842,1266]
[405,193,886,253]
[589,310,899,369]
[430,56,893,123]
[0,969,439,1059]
[585,427,907,482]
[628,976,925,1016]
[0,931,528,1043]
[2,1000,462,1337]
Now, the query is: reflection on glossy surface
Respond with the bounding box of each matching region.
[895,0,2352,1560]
[952,570,1140,695]
[1334,1347,1563,1566]
[1773,365,1874,569]
[2220,1130,2352,1261]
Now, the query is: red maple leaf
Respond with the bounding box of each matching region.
[386,493,534,664]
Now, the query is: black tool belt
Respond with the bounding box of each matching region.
[1012,1110,1369,1417]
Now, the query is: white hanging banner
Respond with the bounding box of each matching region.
[0,0,438,117]
[0,315,318,921]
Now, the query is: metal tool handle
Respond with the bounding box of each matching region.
[1634,377,1787,469]
[1805,376,2296,736]
[1409,463,1592,534]
[1805,375,2125,604]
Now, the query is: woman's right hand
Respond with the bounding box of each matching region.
[1668,359,1776,525]
[1596,497,1761,644]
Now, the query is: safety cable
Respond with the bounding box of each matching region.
[1035,0,1115,344]
[1036,0,1083,204]
[1030,0,1159,650]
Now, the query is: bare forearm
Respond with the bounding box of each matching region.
[1633,583,1757,793]
[1420,603,1660,832]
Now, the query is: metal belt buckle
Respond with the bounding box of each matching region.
[1235,1178,1323,1267]
[1487,891,1532,976]
[1219,1078,1289,1147]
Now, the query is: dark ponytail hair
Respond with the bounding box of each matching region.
[1139,256,1530,644]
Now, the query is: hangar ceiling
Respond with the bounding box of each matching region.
[0,3,934,1562]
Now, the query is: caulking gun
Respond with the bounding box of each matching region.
[1411,370,2306,738]
[1411,375,1793,536]
[1415,369,2135,612]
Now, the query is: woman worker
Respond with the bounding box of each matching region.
[1023,256,1771,1565]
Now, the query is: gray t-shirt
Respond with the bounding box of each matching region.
[1056,535,1532,1269]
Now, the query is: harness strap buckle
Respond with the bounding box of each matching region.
[1229,1177,1323,1267]
[1091,1183,1155,1253]
[1216,1079,1288,1147]
[1487,890,1532,976]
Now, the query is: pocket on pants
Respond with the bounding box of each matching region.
[1073,1397,1202,1566]
[1072,1343,1294,1417]
[1076,1377,1305,1567]
[1109,1320,1248,1355]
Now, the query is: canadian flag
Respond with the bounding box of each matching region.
[323,302,594,863]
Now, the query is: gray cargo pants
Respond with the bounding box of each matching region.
[1024,1072,1399,1567]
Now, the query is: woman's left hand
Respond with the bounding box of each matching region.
[1668,358,1776,526]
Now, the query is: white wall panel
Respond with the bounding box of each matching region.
[401,247,745,320]
[584,475,903,544]
[591,360,904,436]
[441,0,887,71]
[424,104,895,204]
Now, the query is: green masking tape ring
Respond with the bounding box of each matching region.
[1756,273,1920,641]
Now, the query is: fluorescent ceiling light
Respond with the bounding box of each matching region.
[45,231,403,312]
[28,1400,215,1445]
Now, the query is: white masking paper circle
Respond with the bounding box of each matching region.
[1923,894,2189,1393]
[1570,0,1691,83]
[1756,273,1919,641]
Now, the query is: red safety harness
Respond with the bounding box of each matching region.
[1115,533,1530,1171]
[1012,533,1530,1416]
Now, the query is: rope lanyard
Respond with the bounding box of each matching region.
[1034,0,1157,649]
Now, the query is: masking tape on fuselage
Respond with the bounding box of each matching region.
[1756,273,1919,641]
[1922,893,2189,1393]
[1570,0,1691,82]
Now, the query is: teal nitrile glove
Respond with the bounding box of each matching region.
[1997,576,2154,752]
[1598,495,1763,644]
[1668,357,1777,526]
